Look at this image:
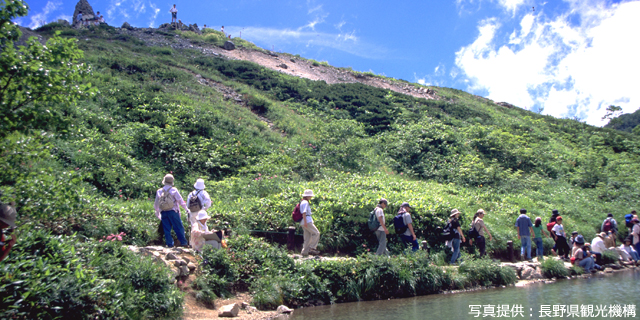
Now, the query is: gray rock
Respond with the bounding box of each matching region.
[532,267,545,279]
[121,22,134,30]
[520,266,534,280]
[172,247,184,253]
[56,19,70,27]
[73,0,95,26]
[278,64,288,69]
[182,256,191,264]
[218,303,240,317]
[165,252,178,260]
[173,260,185,267]
[272,315,289,320]
[277,305,293,314]
[169,266,180,278]
[158,23,171,29]
[180,265,190,276]
[604,268,614,273]
[224,41,236,50]
[290,59,296,63]
[187,263,197,272]
[247,306,258,314]
[241,302,249,309]
[188,23,201,34]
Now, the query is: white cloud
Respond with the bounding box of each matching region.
[148,3,160,27]
[454,0,640,126]
[225,26,387,59]
[28,1,61,29]
[456,0,529,15]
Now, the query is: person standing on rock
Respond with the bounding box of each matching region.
[300,189,320,256]
[373,198,389,255]
[186,178,211,225]
[154,174,190,248]
[76,11,83,27]
[515,209,534,261]
[551,216,570,260]
[169,4,178,25]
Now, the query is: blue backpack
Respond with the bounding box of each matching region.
[625,214,634,228]
[393,213,408,235]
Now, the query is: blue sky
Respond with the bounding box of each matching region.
[15,0,640,125]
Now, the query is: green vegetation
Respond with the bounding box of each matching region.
[540,258,570,278]
[1,0,638,314]
[605,107,640,133]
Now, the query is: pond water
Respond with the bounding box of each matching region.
[290,269,639,320]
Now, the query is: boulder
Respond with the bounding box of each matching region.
[278,64,288,69]
[121,22,134,30]
[241,302,249,309]
[182,257,191,264]
[158,23,171,29]
[247,306,258,314]
[56,19,70,27]
[187,263,197,272]
[166,252,179,260]
[180,265,190,276]
[604,268,614,273]
[532,267,545,279]
[73,0,95,26]
[277,305,293,314]
[173,260,185,267]
[169,266,180,278]
[218,303,240,317]
[224,41,236,50]
[188,23,201,34]
[520,266,535,280]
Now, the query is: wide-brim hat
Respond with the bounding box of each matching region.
[194,178,205,190]
[0,204,17,228]
[162,174,174,186]
[401,202,412,208]
[302,189,314,197]
[477,209,485,214]
[196,210,211,220]
[575,235,585,245]
[450,209,460,217]
[597,232,606,238]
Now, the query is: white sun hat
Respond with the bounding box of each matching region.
[302,189,314,197]
[196,210,211,220]
[194,178,206,190]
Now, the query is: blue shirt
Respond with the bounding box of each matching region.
[515,214,533,236]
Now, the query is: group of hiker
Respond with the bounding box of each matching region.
[75,10,105,27]
[154,174,224,252]
[514,208,640,269]
[153,173,640,268]
[168,4,230,38]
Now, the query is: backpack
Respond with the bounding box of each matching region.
[468,221,480,239]
[393,212,408,235]
[368,208,381,232]
[602,218,613,233]
[625,214,634,229]
[158,187,175,211]
[441,221,455,241]
[546,221,556,233]
[188,190,203,212]
[292,201,303,222]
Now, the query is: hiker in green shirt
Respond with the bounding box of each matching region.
[533,217,549,261]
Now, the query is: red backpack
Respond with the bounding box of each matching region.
[603,218,613,233]
[292,201,303,222]
[546,221,556,233]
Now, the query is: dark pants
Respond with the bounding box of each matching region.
[592,252,603,265]
[476,235,486,257]
[401,235,419,252]
[555,235,570,258]
[161,210,187,247]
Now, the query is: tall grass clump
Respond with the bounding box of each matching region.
[540,258,570,278]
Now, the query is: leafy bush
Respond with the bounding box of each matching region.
[458,258,517,287]
[0,229,183,319]
[540,258,570,278]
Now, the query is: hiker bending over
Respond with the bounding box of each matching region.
[190,210,224,252]
[186,178,212,225]
[154,174,190,248]
[471,209,492,257]
[373,198,389,255]
[300,189,320,256]
[396,202,418,252]
[515,209,534,261]
[601,213,618,246]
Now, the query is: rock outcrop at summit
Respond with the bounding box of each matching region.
[73,0,95,26]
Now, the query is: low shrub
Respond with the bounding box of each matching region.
[458,258,518,287]
[540,258,570,278]
[601,249,620,265]
[0,229,183,319]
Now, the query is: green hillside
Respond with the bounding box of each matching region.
[2,5,640,316]
[605,107,640,133]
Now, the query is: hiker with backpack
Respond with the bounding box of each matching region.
[447,209,465,264]
[625,210,637,232]
[515,209,534,261]
[601,213,618,243]
[299,189,320,256]
[630,218,640,254]
[154,174,190,248]
[470,209,492,257]
[395,202,418,252]
[368,198,389,255]
[547,209,560,255]
[186,178,212,225]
